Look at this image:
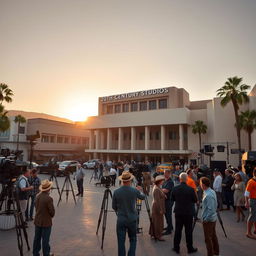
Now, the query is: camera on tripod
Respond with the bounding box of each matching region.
[0,158,27,185]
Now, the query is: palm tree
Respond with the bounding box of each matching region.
[0,83,14,104]
[14,115,26,150]
[238,110,256,151]
[217,76,250,163]
[0,105,10,132]
[192,120,207,163]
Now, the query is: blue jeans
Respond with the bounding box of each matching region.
[117,218,137,256]
[33,226,52,256]
[25,194,36,219]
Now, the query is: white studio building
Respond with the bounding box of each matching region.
[84,85,256,167]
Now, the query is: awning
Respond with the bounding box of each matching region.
[61,153,74,157]
[39,153,57,157]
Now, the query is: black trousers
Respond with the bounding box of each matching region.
[173,214,193,251]
[77,179,84,196]
[164,200,173,232]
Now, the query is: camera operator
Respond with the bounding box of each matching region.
[16,168,34,226]
[112,171,145,256]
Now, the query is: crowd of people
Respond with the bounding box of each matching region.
[13,159,256,256]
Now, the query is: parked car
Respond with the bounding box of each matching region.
[83,159,100,169]
[25,161,39,169]
[58,160,80,174]
[38,162,59,175]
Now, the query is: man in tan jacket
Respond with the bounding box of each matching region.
[33,179,55,256]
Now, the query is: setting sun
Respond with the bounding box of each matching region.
[64,102,90,122]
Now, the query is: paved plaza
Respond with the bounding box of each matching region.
[0,170,255,256]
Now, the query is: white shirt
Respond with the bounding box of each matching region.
[213,175,222,192]
[19,175,28,189]
[110,168,117,175]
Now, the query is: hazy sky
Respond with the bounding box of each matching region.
[1,0,256,121]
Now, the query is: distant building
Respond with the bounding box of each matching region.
[84,85,256,167]
[0,118,89,163]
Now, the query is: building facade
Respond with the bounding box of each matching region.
[84,86,256,167]
[0,118,89,163]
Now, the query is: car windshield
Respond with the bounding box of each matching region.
[60,161,71,165]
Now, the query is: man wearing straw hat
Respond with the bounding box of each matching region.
[112,171,145,256]
[33,179,55,256]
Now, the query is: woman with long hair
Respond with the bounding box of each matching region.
[231,173,245,222]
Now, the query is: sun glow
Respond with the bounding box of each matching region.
[64,102,90,122]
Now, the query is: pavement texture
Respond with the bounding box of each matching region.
[0,170,255,256]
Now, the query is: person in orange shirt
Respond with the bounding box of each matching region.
[245,168,256,240]
[186,169,199,221]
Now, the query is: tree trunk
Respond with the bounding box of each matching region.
[16,121,20,151]
[248,131,252,151]
[199,133,202,164]
[232,99,242,165]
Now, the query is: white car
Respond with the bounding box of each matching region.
[26,161,39,168]
[58,160,80,173]
[83,159,100,169]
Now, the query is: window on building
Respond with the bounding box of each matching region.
[64,137,69,144]
[155,131,160,140]
[131,102,138,112]
[77,137,81,144]
[115,134,118,140]
[57,136,64,143]
[139,101,147,111]
[71,137,76,144]
[159,99,167,109]
[49,135,55,143]
[18,126,25,134]
[115,104,121,113]
[139,132,145,140]
[82,137,86,144]
[150,132,153,140]
[106,105,113,114]
[122,103,129,112]
[123,133,127,141]
[169,131,177,140]
[149,100,157,110]
[102,104,107,115]
[41,134,49,143]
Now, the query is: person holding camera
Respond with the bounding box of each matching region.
[17,168,34,226]
[112,171,145,256]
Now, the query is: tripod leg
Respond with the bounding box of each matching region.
[101,189,110,249]
[54,176,61,198]
[14,211,24,256]
[57,177,67,206]
[67,175,77,204]
[90,171,94,184]
[96,190,107,235]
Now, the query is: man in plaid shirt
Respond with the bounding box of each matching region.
[26,169,41,221]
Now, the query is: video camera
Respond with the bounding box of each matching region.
[0,158,27,184]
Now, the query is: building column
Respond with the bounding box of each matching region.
[100,131,105,149]
[179,124,184,150]
[161,155,164,163]
[145,126,150,150]
[107,128,112,150]
[131,127,136,150]
[118,127,123,150]
[95,130,100,150]
[89,130,94,149]
[161,125,166,150]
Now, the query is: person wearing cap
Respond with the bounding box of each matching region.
[171,172,198,254]
[33,179,55,256]
[112,171,145,256]
[213,169,223,211]
[149,175,166,241]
